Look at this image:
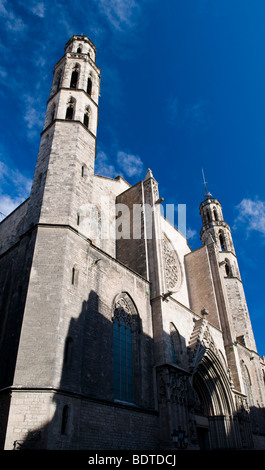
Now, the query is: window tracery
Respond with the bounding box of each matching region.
[162,233,182,291]
[112,293,140,403]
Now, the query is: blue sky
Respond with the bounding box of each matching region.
[0,0,265,355]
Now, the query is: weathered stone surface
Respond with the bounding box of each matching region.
[0,35,265,451]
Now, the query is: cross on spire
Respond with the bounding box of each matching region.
[202,168,212,199]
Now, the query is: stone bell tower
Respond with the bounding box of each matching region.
[198,174,262,400]
[25,35,101,228]
[2,36,102,450]
[199,178,256,351]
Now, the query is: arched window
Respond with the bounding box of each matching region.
[87,77,92,96]
[219,231,226,251]
[70,64,80,89]
[65,97,75,120]
[113,316,133,402]
[50,103,56,123]
[213,207,218,221]
[54,69,62,92]
[61,405,69,435]
[65,105,73,120]
[77,45,82,53]
[83,106,89,128]
[170,323,182,365]
[113,293,140,403]
[206,209,211,223]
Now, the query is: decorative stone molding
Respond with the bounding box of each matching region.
[235,392,250,415]
[156,365,189,406]
[168,370,188,405]
[189,317,220,372]
[143,176,159,202]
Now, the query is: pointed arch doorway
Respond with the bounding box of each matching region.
[192,350,239,450]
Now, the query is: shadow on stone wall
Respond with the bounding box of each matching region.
[1,290,265,451]
[10,290,159,450]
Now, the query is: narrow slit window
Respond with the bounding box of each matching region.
[81,164,88,179]
[61,405,69,435]
[50,104,56,123]
[71,267,76,285]
[64,337,73,365]
[225,259,232,277]
[225,263,230,276]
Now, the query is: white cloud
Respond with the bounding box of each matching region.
[234,198,265,237]
[0,194,24,220]
[95,148,144,180]
[0,160,32,219]
[95,0,141,31]
[0,0,8,17]
[29,2,45,18]
[186,228,197,240]
[167,97,208,131]
[23,94,45,140]
[185,100,207,128]
[116,151,143,177]
[0,0,26,32]
[0,66,7,78]
[94,150,117,178]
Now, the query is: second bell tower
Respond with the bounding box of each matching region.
[198,177,258,392]
[26,35,101,228]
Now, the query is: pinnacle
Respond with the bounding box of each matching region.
[144,168,154,180]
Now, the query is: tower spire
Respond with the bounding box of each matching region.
[202,168,212,199]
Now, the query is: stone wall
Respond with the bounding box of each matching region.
[0,198,29,255]
[3,223,156,449]
[185,245,221,329]
[116,181,148,278]
[0,229,37,389]
[4,390,159,450]
[225,277,257,351]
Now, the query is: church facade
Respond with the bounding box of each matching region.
[0,35,265,450]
